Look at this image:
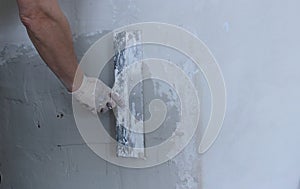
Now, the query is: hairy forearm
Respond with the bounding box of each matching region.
[17,0,83,92]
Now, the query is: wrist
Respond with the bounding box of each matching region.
[70,72,85,93]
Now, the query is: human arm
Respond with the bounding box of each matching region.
[16,0,81,91]
[16,0,122,113]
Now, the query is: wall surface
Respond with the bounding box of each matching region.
[0,0,300,189]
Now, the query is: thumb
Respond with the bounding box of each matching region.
[110,92,125,108]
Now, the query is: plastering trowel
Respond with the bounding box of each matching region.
[113,30,145,159]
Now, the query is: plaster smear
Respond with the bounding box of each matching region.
[110,0,140,26]
[172,138,202,189]
[0,44,36,66]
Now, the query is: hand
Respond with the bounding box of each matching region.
[72,75,123,114]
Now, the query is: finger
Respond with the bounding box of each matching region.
[106,102,113,110]
[97,101,116,113]
[98,106,109,114]
[110,92,125,108]
[112,100,117,108]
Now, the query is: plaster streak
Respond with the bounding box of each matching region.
[0,44,36,66]
[110,0,140,27]
[172,139,201,189]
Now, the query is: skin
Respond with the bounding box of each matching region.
[16,0,83,92]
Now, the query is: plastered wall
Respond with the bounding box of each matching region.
[1,0,300,189]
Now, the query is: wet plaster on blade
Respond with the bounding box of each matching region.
[113,30,145,158]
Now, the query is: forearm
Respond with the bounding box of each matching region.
[17,0,83,92]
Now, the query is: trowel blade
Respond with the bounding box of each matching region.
[113,30,145,159]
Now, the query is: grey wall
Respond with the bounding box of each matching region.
[1,0,300,189]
